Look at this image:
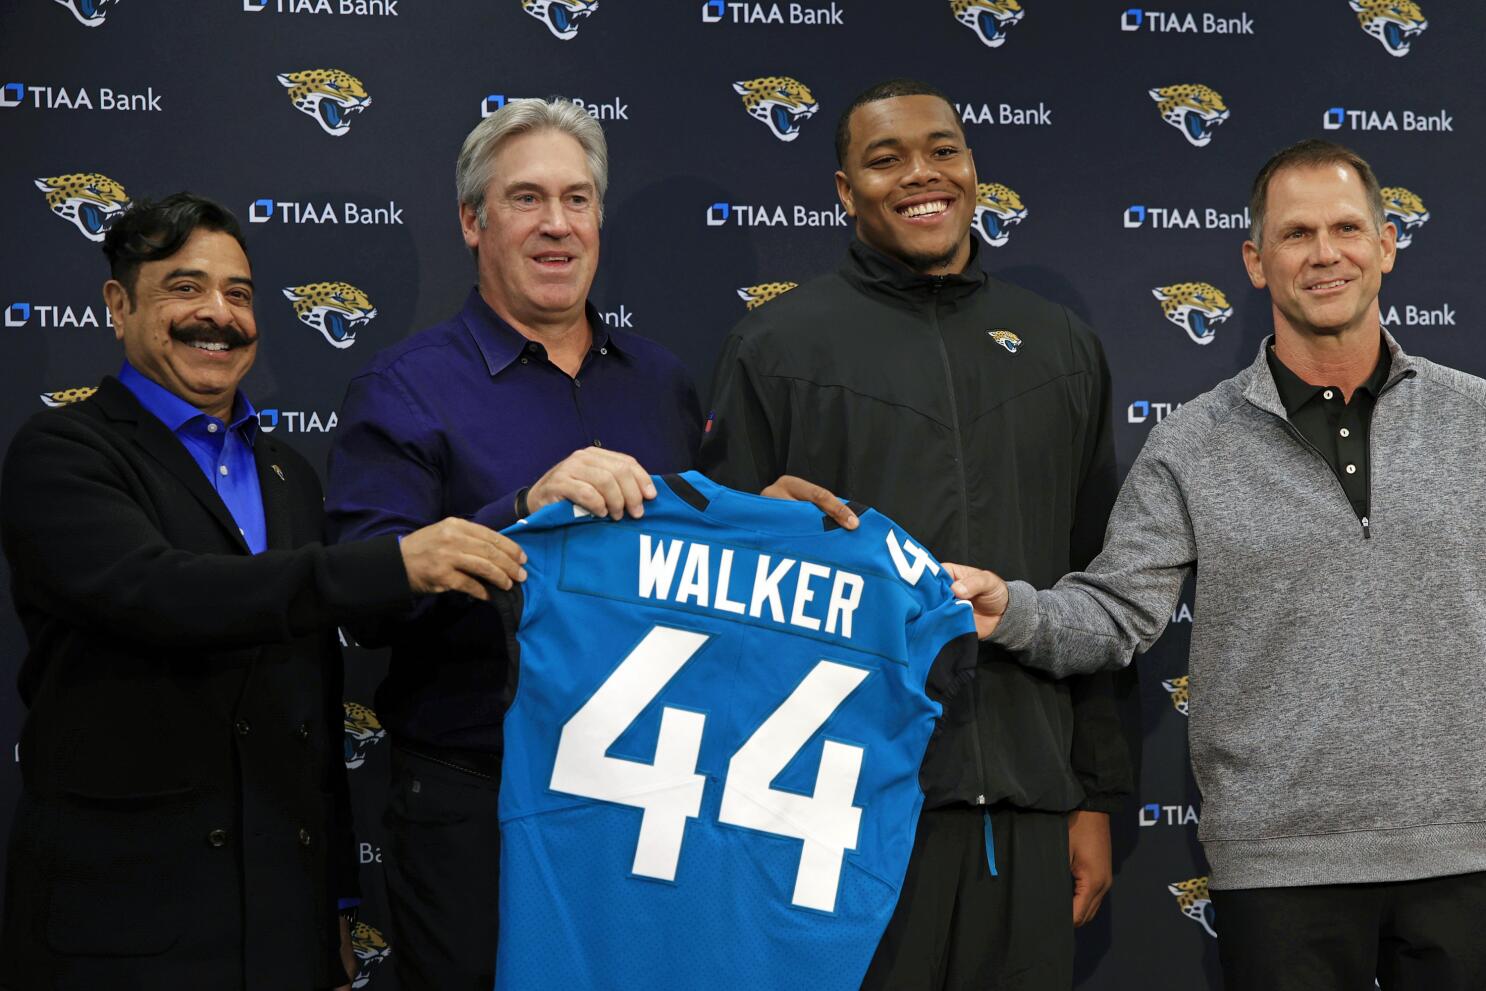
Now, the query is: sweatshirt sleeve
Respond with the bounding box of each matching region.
[697,330,788,493]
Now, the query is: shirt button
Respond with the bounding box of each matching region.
[519,357,528,364]
[235,719,251,736]
[297,722,311,741]
[1339,427,1350,438]
[299,828,313,847]
[218,465,229,476]
[599,347,608,355]
[207,422,219,434]
[208,828,229,848]
[592,439,603,448]
[573,379,582,389]
[1345,464,1357,475]
[1323,390,1334,400]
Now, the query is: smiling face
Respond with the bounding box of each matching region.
[1243,163,1396,343]
[835,95,977,276]
[461,128,600,332]
[104,228,257,421]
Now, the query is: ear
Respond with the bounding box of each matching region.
[459,201,483,248]
[102,280,128,341]
[1378,220,1398,275]
[732,81,748,95]
[834,170,854,217]
[1242,240,1266,289]
[276,73,295,88]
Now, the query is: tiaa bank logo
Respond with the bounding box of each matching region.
[1168,876,1217,938]
[734,77,818,142]
[39,386,97,408]
[343,701,386,770]
[350,921,391,988]
[737,282,798,309]
[523,0,598,39]
[1150,84,1229,147]
[1153,281,1232,345]
[1161,674,1189,716]
[54,0,121,26]
[1351,0,1426,56]
[283,282,378,349]
[36,173,131,242]
[1382,186,1430,248]
[950,0,1025,48]
[973,182,1027,247]
[278,69,371,136]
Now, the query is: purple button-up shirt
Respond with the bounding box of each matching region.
[326,288,701,750]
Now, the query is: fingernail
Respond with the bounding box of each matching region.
[952,582,966,595]
[517,568,527,581]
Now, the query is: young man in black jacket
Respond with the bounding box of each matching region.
[699,79,1136,990]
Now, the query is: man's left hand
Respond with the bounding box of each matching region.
[1068,809,1112,927]
[760,475,859,530]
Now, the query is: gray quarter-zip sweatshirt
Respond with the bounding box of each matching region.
[992,329,1486,889]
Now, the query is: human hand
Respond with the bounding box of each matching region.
[527,448,657,520]
[760,475,858,530]
[400,518,527,599]
[1068,809,1113,927]
[944,563,1009,639]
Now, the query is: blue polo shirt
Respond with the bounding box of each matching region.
[119,360,267,554]
[325,288,701,751]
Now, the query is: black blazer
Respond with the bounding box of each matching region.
[0,377,408,990]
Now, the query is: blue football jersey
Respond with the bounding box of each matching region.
[495,471,978,990]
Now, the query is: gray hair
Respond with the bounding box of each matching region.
[456,98,609,228]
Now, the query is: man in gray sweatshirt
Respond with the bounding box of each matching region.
[948,139,1486,989]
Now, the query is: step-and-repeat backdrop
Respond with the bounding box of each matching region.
[2,1,1480,987]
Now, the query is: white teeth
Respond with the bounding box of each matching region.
[1310,280,1346,290]
[899,201,948,218]
[189,341,229,351]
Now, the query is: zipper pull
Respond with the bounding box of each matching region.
[1361,516,1371,539]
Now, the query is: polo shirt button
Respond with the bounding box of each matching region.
[208,828,229,848]
[297,722,311,741]
[599,347,608,355]
[1345,464,1357,475]
[207,423,219,434]
[1323,390,1334,400]
[520,357,528,364]
[235,719,251,736]
[1339,427,1350,438]
[527,342,539,352]
[299,828,313,847]
[592,439,603,448]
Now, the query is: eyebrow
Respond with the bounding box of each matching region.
[504,180,596,195]
[861,130,963,156]
[161,268,254,290]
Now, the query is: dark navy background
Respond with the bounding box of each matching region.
[2,1,1479,986]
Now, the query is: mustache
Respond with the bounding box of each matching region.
[169,323,256,349]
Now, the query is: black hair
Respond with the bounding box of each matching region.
[101,192,249,304]
[834,78,957,167]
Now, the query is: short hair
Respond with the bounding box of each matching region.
[1249,139,1385,246]
[835,78,957,168]
[455,97,609,227]
[101,193,249,305]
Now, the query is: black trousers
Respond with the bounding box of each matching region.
[861,805,1073,991]
[382,744,503,991]
[1213,871,1486,991]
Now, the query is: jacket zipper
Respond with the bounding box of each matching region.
[929,278,989,804]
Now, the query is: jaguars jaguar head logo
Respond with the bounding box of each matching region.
[36,173,131,242]
[1168,876,1217,938]
[40,386,98,408]
[350,921,391,988]
[1161,675,1190,716]
[277,69,372,137]
[283,282,378,349]
[988,330,1023,353]
[54,0,121,26]
[1153,282,1232,346]
[344,702,387,770]
[1380,186,1430,249]
[522,0,599,40]
[973,182,1028,247]
[950,0,1025,48]
[1350,0,1427,56]
[733,77,819,143]
[1149,84,1230,148]
[737,282,798,309]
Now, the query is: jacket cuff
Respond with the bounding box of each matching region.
[990,579,1039,650]
[332,534,413,617]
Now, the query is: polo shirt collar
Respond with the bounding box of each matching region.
[118,359,259,441]
[1265,338,1390,417]
[460,287,624,376]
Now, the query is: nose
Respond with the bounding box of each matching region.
[902,150,943,187]
[194,288,235,325]
[537,198,573,238]
[1309,230,1342,265]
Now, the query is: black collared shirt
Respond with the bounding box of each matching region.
[1266,341,1390,521]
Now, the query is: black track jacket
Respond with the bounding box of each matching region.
[700,239,1136,814]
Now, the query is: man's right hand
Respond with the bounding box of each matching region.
[527,448,658,520]
[400,518,527,600]
[943,562,1009,639]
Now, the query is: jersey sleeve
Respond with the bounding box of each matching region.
[907,570,979,709]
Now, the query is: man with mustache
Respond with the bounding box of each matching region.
[960,140,1486,989]
[0,193,525,990]
[700,78,1135,989]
